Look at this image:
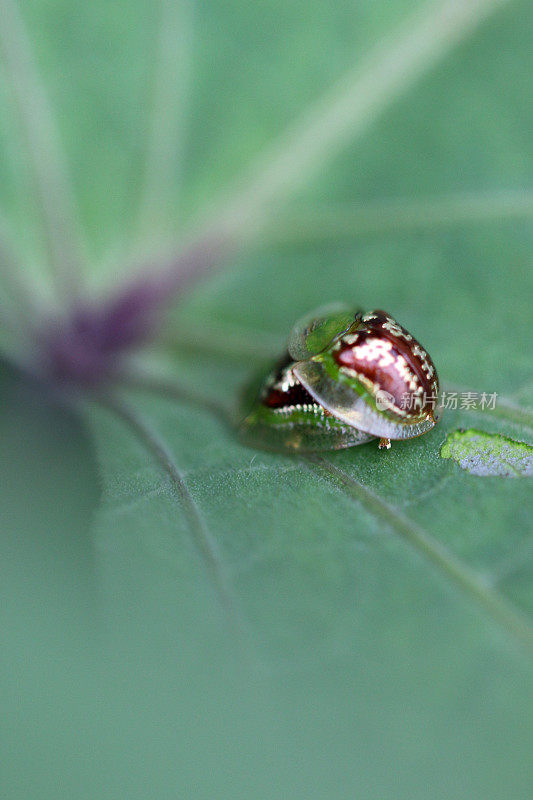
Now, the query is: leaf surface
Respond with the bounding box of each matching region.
[1,1,533,798]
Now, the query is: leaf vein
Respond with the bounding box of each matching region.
[133,0,514,294]
[0,0,84,303]
[303,454,533,654]
[100,394,238,622]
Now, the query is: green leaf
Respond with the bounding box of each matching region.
[1,1,533,799]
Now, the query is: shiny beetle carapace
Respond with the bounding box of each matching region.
[239,305,439,452]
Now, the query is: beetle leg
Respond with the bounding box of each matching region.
[378,438,391,450]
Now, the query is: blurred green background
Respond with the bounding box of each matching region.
[1,1,532,798]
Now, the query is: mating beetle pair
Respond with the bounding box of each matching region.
[240,305,440,452]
